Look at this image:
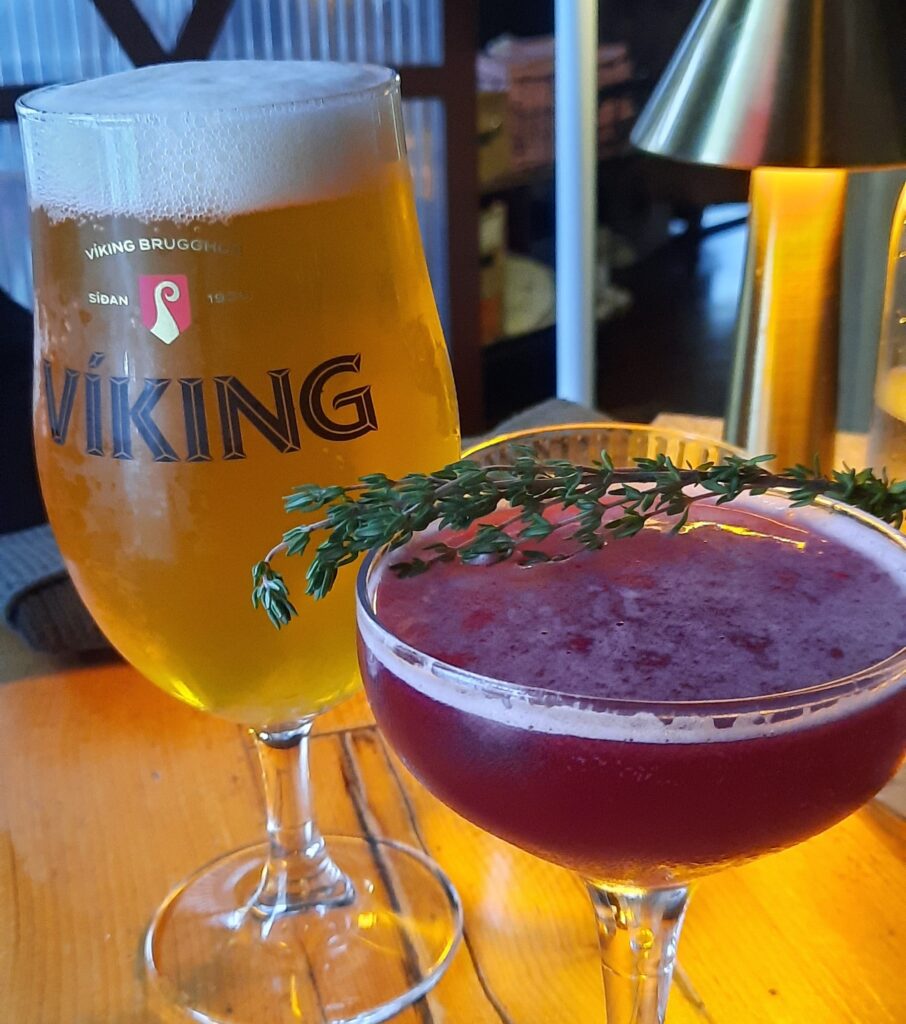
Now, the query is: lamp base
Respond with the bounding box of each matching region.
[725,168,847,468]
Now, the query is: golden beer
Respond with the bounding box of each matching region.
[20,65,464,1022]
[25,64,459,725]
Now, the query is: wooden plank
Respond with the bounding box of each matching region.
[0,668,493,1022]
[0,666,258,1023]
[0,664,903,1022]
[341,729,504,1022]
[381,746,711,1024]
[680,805,906,1024]
[383,743,906,1024]
[306,732,429,1024]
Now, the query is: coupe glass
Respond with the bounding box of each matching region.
[356,424,906,1023]
[18,61,462,1023]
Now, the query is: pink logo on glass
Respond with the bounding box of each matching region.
[139,274,191,344]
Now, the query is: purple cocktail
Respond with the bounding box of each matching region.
[355,425,906,1023]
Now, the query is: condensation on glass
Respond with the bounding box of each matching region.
[0,0,448,327]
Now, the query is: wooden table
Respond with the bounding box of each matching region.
[0,661,903,1024]
[2,412,904,1021]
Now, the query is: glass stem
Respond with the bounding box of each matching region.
[586,882,690,1024]
[252,718,354,914]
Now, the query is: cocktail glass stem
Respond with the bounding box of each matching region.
[586,882,690,1023]
[252,718,354,916]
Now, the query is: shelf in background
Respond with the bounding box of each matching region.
[480,164,553,196]
[480,147,635,196]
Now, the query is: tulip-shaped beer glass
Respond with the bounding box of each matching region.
[19,61,462,1023]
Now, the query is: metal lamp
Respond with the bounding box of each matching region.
[630,0,906,467]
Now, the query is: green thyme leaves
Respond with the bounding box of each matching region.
[251,451,906,629]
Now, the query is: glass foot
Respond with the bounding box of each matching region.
[144,836,463,1024]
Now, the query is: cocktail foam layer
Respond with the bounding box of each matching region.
[18,61,403,222]
[360,495,906,745]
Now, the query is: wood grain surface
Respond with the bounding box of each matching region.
[0,663,902,1023]
[0,414,900,1022]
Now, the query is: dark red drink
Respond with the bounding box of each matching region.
[358,496,906,886]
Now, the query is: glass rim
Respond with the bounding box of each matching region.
[15,60,399,125]
[356,424,906,719]
[461,420,748,460]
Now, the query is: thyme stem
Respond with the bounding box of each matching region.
[250,449,906,629]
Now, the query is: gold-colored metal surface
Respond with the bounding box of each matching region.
[631,0,906,170]
[725,168,846,468]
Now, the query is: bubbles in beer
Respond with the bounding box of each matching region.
[18,61,403,222]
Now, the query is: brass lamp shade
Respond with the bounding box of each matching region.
[630,0,906,469]
[631,0,906,170]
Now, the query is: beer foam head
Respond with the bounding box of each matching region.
[17,61,404,222]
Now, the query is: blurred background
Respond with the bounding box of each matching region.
[1,0,904,449]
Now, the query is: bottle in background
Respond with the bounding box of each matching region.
[868,184,906,480]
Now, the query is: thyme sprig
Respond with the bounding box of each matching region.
[251,449,906,628]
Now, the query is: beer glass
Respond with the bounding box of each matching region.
[18,61,462,1023]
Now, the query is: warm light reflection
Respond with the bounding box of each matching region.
[731,166,847,469]
[289,974,303,1019]
[752,168,847,354]
[679,519,806,550]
